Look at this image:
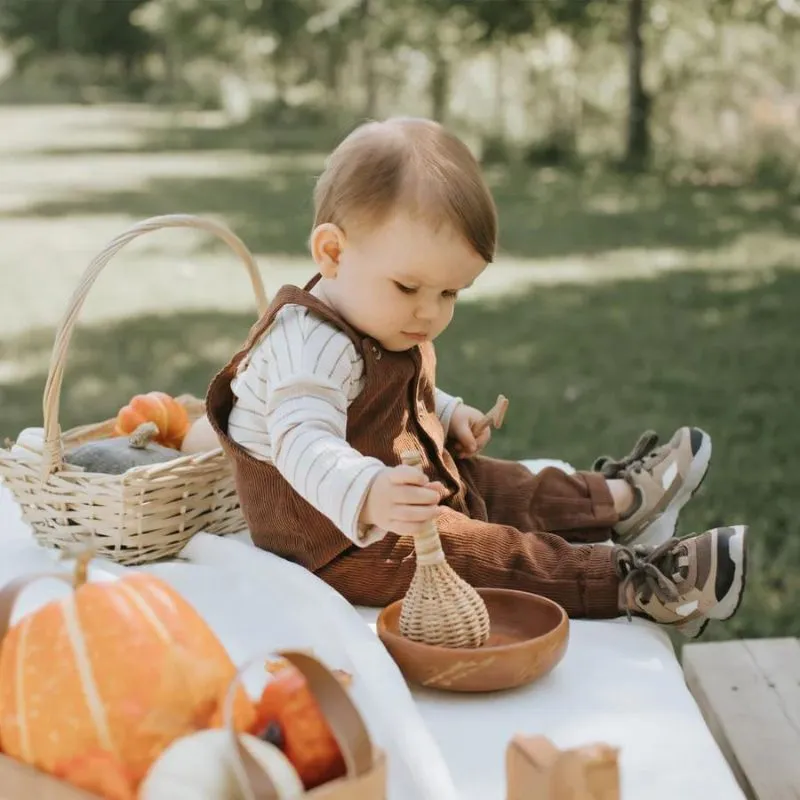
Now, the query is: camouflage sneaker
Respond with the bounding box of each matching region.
[614,525,748,639]
[594,427,712,547]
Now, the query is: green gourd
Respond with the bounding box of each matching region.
[65,422,180,475]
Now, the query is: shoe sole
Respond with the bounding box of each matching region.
[628,427,712,549]
[676,524,749,639]
[709,524,748,620]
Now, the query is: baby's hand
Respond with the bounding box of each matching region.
[360,465,444,536]
[449,404,491,458]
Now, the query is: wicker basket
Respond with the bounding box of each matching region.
[0,214,269,565]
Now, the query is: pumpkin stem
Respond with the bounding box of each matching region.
[62,548,96,588]
[129,422,159,449]
[74,551,92,588]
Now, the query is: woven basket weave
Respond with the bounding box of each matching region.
[0,214,268,565]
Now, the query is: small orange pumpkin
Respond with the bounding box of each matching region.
[114,392,190,449]
[253,660,346,790]
[0,554,255,785]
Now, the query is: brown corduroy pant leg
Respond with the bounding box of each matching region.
[457,456,618,543]
[316,457,623,619]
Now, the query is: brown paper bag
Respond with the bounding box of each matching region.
[232,649,387,800]
[506,734,620,800]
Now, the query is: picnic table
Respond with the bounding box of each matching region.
[683,637,800,800]
[0,479,745,799]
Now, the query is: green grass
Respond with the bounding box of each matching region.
[1,105,799,642]
[439,268,800,642]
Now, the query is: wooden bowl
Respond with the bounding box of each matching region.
[376,588,569,693]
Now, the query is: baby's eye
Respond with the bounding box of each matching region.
[394,282,417,295]
[442,290,459,299]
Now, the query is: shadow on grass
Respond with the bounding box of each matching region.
[16,171,320,258]
[1,265,798,641]
[31,116,353,157]
[9,117,800,260]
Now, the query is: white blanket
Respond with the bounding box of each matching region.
[0,478,743,800]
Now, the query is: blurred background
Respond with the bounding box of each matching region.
[0,0,798,641]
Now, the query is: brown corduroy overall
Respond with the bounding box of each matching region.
[206,276,622,618]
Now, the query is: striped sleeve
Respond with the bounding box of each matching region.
[434,387,462,433]
[229,305,386,547]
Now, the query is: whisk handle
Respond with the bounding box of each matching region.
[415,521,446,565]
[400,450,446,565]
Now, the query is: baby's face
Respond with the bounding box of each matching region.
[327,211,487,352]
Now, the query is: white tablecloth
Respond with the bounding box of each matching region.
[0,480,743,799]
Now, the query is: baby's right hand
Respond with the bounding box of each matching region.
[360,465,444,536]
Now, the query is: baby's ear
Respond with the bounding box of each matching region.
[310,223,345,277]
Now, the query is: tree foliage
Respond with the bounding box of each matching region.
[0,0,151,62]
[0,0,797,175]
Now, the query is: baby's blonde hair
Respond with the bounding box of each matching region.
[313,117,498,262]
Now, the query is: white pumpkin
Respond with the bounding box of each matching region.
[138,729,304,800]
[10,427,45,461]
[180,415,221,454]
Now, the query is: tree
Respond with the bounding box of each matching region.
[0,0,151,67]
[625,0,649,169]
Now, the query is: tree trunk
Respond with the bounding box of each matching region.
[325,33,344,119]
[163,29,182,103]
[56,0,80,53]
[624,0,650,170]
[430,51,450,123]
[360,0,377,118]
[273,49,288,108]
[492,42,506,139]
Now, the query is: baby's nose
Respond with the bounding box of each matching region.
[415,298,438,320]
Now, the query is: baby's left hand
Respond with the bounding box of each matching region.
[448,404,491,458]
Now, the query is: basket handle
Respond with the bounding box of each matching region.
[226,650,377,799]
[40,214,268,477]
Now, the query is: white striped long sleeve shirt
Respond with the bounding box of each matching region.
[227,304,462,547]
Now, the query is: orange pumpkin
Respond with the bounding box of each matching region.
[0,556,255,785]
[114,391,190,449]
[253,660,346,790]
[53,748,137,800]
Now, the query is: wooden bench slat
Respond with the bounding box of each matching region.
[683,637,800,800]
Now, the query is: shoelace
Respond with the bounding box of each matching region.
[614,538,684,620]
[592,430,661,479]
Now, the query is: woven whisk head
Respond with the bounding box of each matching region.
[398,451,490,648]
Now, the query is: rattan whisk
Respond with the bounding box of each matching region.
[397,451,490,648]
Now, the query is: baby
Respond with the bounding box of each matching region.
[206,117,747,639]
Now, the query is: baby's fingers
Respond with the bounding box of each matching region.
[391,519,432,536]
[475,427,491,450]
[390,503,440,523]
[393,483,441,506]
[390,504,442,535]
[389,465,429,486]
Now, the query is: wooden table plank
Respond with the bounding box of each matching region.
[683,637,800,800]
